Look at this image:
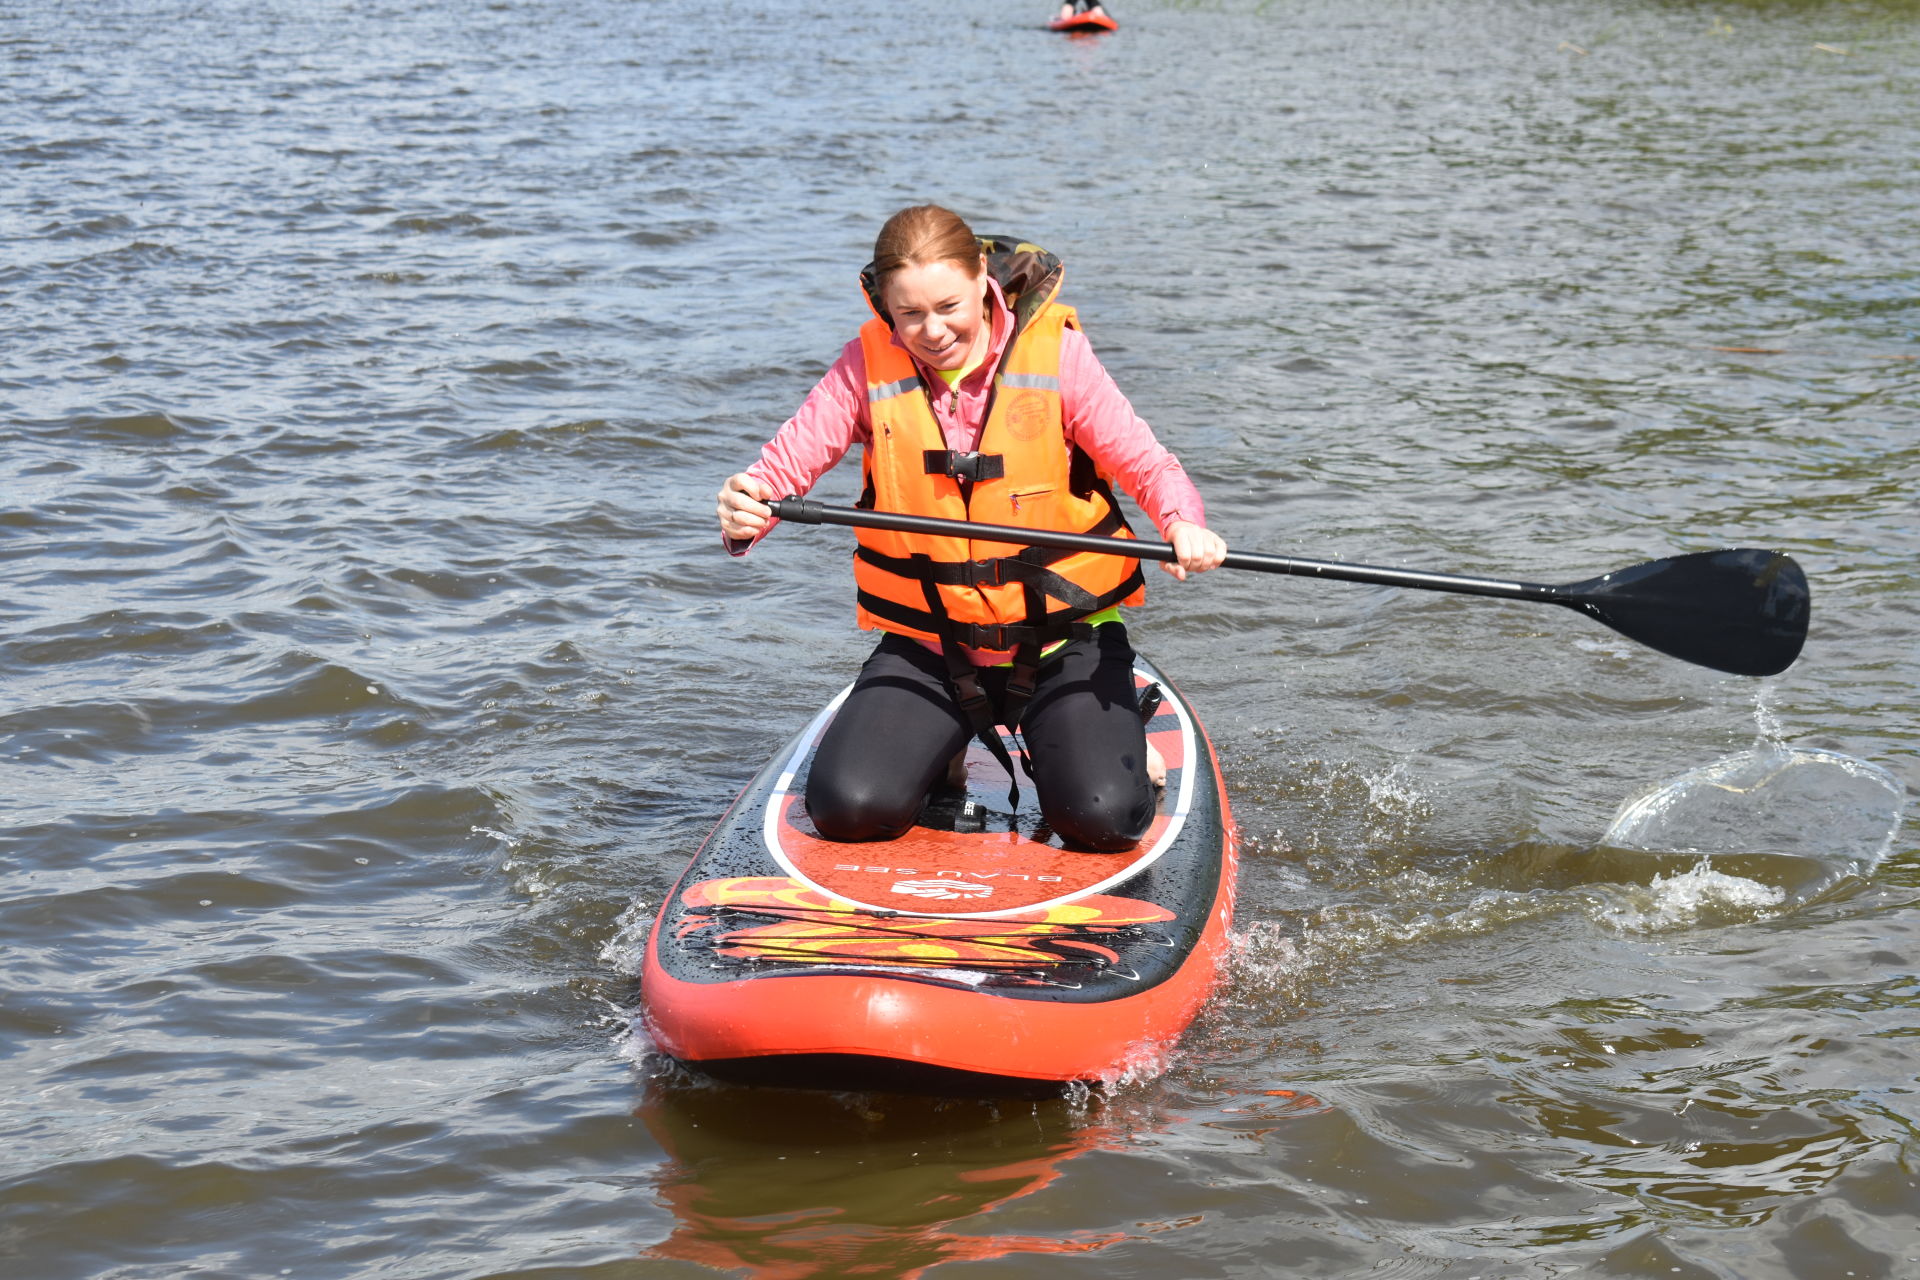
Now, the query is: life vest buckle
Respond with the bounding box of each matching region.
[959,622,1017,651]
[922,449,1005,483]
[960,558,1013,589]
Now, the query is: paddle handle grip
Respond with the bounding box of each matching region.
[765,496,1555,603]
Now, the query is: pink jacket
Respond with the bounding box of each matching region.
[732,278,1208,552]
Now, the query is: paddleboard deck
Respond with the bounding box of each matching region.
[640,655,1237,1093]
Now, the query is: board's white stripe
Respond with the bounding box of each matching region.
[763,663,1204,920]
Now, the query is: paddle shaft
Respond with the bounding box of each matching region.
[766,496,1569,605]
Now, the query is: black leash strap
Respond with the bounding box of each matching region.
[915,556,1024,809]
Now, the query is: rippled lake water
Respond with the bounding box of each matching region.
[5,0,1917,1276]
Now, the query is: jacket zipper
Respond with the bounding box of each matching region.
[1009,487,1053,513]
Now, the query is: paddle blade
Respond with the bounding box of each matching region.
[1561,549,1809,676]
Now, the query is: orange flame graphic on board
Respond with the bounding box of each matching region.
[679,876,1173,969]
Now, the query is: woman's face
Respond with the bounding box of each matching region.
[881,257,990,371]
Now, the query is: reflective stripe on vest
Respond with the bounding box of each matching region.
[868,376,923,403]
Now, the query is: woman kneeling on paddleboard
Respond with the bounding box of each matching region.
[717,204,1225,851]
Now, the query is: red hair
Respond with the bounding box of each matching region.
[869,205,983,292]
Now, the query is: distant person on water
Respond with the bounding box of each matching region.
[716,204,1225,852]
[1056,0,1111,21]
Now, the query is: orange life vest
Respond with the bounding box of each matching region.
[850,241,1145,653]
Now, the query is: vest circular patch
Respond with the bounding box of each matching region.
[1003,390,1051,441]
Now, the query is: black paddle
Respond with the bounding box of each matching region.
[763,497,1810,677]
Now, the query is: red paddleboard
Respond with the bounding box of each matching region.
[640,655,1237,1093]
[1049,11,1118,32]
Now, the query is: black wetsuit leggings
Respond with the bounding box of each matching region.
[805,626,1155,852]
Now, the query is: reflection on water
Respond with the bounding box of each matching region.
[639,1084,1133,1277]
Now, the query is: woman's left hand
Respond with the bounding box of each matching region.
[1161,520,1227,581]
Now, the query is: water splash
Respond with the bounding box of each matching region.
[1585,736,1906,932]
[1090,1037,1184,1093]
[597,897,653,975]
[1593,858,1788,933]
[1602,743,1904,872]
[1751,680,1786,744]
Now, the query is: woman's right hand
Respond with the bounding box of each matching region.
[1161,520,1228,581]
[717,473,775,542]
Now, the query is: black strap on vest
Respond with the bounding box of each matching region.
[923,450,1005,483]
[852,501,1142,647]
[859,546,1105,610]
[857,581,1135,653]
[1001,585,1049,737]
[912,556,1028,809]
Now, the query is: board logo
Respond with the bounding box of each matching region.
[890,879,993,900]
